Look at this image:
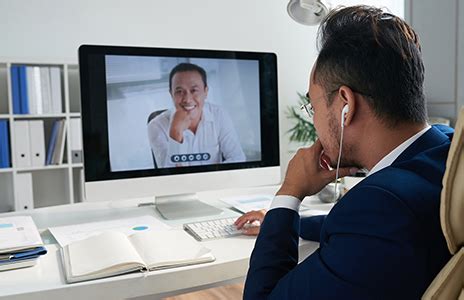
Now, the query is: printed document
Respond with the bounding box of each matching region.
[0,216,43,253]
[49,215,170,247]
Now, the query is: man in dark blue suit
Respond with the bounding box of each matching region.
[235,5,453,299]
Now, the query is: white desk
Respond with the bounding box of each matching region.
[0,186,334,300]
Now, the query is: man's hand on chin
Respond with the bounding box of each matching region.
[277,140,358,200]
[169,108,193,143]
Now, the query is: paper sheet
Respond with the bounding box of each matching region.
[221,194,275,213]
[49,215,171,247]
[221,194,327,214]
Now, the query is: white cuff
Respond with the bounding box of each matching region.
[269,195,301,212]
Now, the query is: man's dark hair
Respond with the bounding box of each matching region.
[314,5,427,126]
[169,63,207,91]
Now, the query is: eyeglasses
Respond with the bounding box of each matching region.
[300,89,338,119]
[301,88,370,119]
[300,100,314,119]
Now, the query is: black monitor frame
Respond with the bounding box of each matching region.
[79,44,279,182]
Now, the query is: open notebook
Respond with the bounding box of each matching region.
[61,229,215,283]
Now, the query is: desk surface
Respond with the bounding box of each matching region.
[0,186,333,300]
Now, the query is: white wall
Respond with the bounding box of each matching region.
[0,0,321,178]
[0,0,404,180]
[458,1,464,113]
[406,0,464,124]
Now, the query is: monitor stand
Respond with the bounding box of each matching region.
[155,193,223,220]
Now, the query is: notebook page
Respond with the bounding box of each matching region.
[67,231,144,277]
[129,230,212,267]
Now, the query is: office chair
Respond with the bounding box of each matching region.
[422,107,464,300]
[147,109,167,169]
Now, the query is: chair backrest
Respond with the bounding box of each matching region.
[422,107,464,299]
[147,109,167,124]
[147,109,167,169]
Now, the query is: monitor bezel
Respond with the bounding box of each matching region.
[79,44,280,198]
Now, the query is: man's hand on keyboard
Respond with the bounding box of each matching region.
[234,209,266,236]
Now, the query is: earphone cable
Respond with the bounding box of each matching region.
[334,124,344,201]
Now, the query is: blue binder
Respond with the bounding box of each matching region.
[18,66,29,114]
[0,121,4,167]
[10,66,21,114]
[0,121,10,168]
[46,121,59,165]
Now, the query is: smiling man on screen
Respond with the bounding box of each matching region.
[147,63,245,168]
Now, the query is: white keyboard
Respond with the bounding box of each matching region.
[183,217,242,241]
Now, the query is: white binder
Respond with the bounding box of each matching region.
[49,67,62,113]
[70,118,82,163]
[13,121,31,168]
[40,67,52,114]
[28,120,46,167]
[26,67,37,115]
[33,67,43,115]
[14,173,34,211]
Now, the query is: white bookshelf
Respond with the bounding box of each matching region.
[0,60,84,212]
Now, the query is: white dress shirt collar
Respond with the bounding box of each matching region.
[367,125,431,176]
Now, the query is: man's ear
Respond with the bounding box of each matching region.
[338,85,356,127]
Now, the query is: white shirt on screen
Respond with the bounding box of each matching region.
[147,102,246,168]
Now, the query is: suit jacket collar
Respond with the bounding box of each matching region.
[392,125,452,165]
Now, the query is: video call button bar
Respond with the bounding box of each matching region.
[171,153,211,163]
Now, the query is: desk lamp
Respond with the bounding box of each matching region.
[287,0,329,25]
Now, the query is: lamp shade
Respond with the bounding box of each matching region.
[287,0,329,25]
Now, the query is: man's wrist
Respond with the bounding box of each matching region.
[169,128,184,143]
[276,185,304,201]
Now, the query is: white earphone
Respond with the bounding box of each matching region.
[334,104,349,201]
[341,105,349,128]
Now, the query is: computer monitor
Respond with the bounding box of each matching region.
[79,45,280,219]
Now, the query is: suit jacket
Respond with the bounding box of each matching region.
[244,125,453,299]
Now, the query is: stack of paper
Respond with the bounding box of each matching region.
[0,216,47,271]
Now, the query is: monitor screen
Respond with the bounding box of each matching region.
[79,45,279,201]
[106,55,261,171]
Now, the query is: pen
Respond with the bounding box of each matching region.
[0,254,13,261]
